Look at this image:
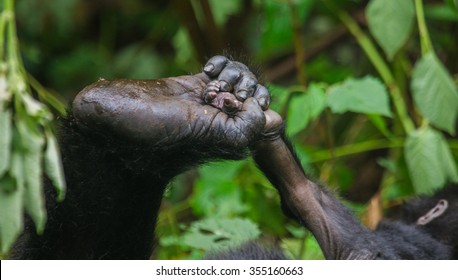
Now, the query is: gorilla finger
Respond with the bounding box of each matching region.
[223,97,243,115]
[217,65,243,92]
[239,98,265,124]
[238,98,266,137]
[204,91,218,103]
[230,61,251,72]
[221,98,265,146]
[204,55,229,77]
[234,76,257,102]
[253,85,270,110]
[204,80,221,103]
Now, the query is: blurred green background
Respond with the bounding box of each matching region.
[1,0,458,259]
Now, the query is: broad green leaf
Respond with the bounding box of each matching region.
[0,153,25,254]
[404,127,458,194]
[44,132,66,201]
[366,0,415,60]
[191,161,247,216]
[287,84,327,135]
[307,84,328,119]
[0,108,12,177]
[411,52,458,135]
[17,121,47,234]
[327,76,392,117]
[183,217,260,251]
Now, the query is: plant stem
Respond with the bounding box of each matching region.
[27,73,67,115]
[0,11,8,62]
[321,0,415,134]
[414,0,433,55]
[289,1,307,86]
[5,0,18,69]
[310,138,404,163]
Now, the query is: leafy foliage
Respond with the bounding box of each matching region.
[287,83,327,135]
[1,0,458,259]
[0,0,66,253]
[366,0,415,60]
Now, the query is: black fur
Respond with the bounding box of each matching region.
[10,57,267,260]
[11,112,248,259]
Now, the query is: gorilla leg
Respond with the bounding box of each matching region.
[11,56,268,259]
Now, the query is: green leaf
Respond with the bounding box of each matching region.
[183,217,260,251]
[366,0,415,60]
[306,84,328,120]
[17,121,47,234]
[287,84,327,135]
[411,52,458,135]
[327,76,392,117]
[404,127,458,194]
[44,132,66,201]
[0,108,12,177]
[0,153,25,254]
[191,161,247,216]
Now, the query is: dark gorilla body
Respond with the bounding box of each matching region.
[10,56,458,260]
[11,56,270,259]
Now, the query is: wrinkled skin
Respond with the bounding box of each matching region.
[11,56,270,260]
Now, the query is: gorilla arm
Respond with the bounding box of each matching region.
[251,110,382,260]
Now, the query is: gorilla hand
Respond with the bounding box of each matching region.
[202,56,270,113]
